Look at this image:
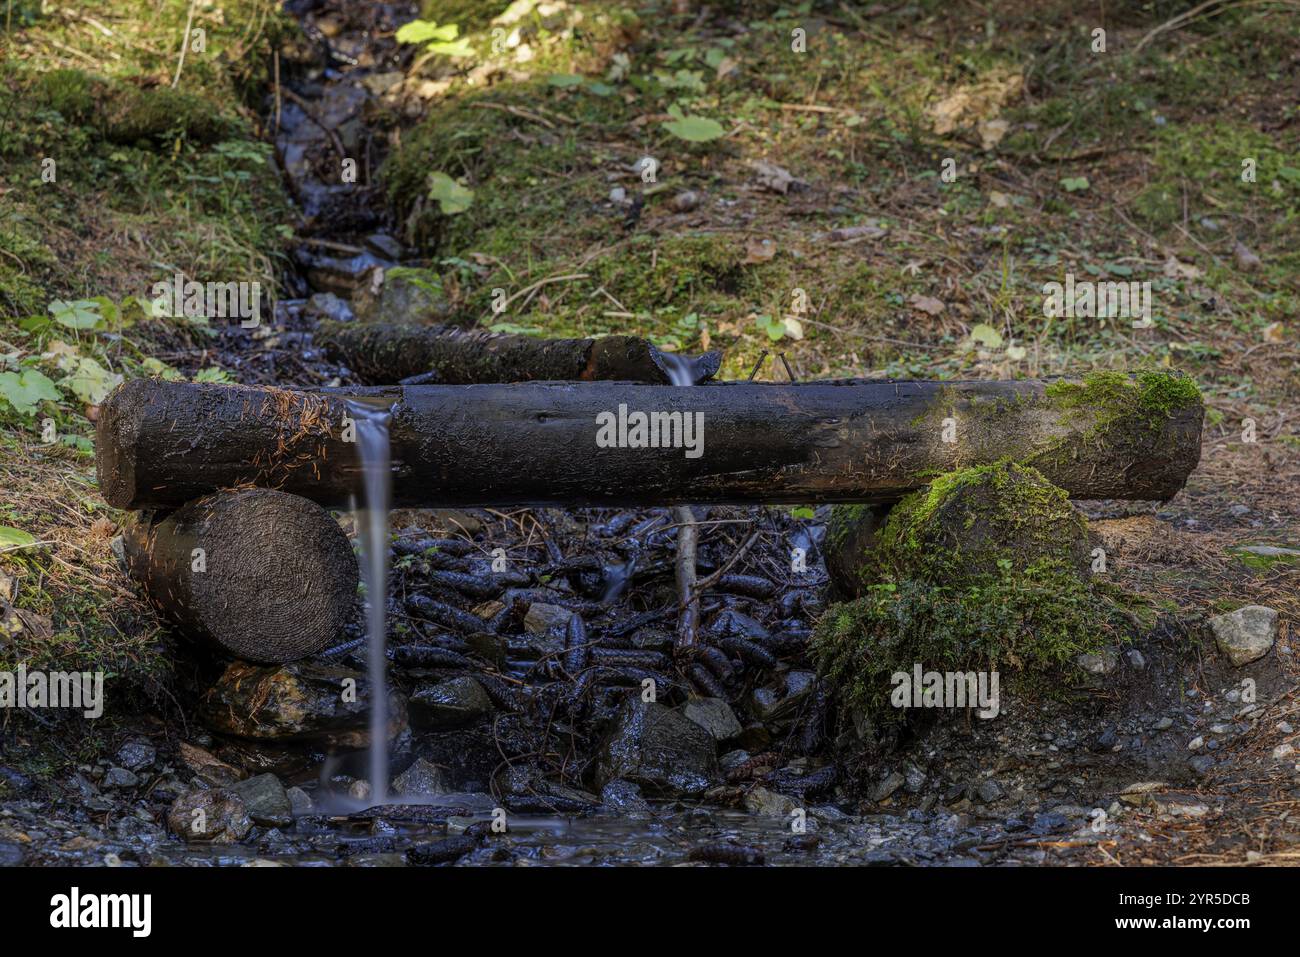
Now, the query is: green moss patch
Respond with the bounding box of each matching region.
[813,463,1123,727]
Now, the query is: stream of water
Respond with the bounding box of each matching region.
[346,398,394,805]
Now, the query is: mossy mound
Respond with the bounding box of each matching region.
[36,68,230,145]
[813,463,1122,728]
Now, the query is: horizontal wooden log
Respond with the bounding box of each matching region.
[123,488,358,662]
[96,373,1203,511]
[315,321,723,385]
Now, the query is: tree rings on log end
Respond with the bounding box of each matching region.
[125,488,358,663]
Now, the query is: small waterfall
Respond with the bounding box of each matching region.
[347,398,393,805]
[655,350,703,387]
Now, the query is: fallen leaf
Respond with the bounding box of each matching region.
[743,236,777,264]
[988,191,1012,208]
[1162,257,1203,280]
[1262,322,1286,343]
[979,118,1010,150]
[968,323,1003,349]
[928,70,1023,135]
[909,294,946,316]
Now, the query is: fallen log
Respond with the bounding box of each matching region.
[315,321,723,385]
[123,488,358,662]
[96,372,1203,511]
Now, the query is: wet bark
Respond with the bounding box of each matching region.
[122,488,358,662]
[96,375,1203,511]
[315,321,723,385]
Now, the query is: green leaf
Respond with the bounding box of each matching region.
[547,73,585,88]
[427,172,474,215]
[0,526,37,549]
[968,323,1004,349]
[395,19,458,44]
[1060,176,1090,193]
[789,506,816,520]
[663,114,725,143]
[426,38,473,57]
[0,368,61,416]
[48,299,101,330]
[194,367,233,383]
[60,356,123,405]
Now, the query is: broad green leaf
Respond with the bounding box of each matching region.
[0,526,37,549]
[0,368,61,416]
[968,323,1004,349]
[1060,176,1090,193]
[194,367,233,383]
[426,38,473,57]
[60,356,122,405]
[548,73,585,88]
[663,115,725,143]
[427,172,474,215]
[395,19,458,44]
[48,299,101,330]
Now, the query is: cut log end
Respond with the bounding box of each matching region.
[125,488,358,663]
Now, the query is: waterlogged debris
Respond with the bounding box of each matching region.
[688,842,765,866]
[409,676,494,730]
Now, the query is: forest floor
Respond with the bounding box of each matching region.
[0,0,1298,866]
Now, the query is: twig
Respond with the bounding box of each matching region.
[673,505,699,653]
[693,527,761,597]
[172,0,198,88]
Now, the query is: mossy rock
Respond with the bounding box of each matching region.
[35,69,230,145]
[826,463,1091,597]
[813,463,1121,729]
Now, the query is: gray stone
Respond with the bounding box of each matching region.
[392,758,446,798]
[0,842,24,866]
[114,738,156,772]
[1210,605,1277,666]
[409,676,493,731]
[524,602,573,636]
[102,767,139,789]
[1125,649,1147,670]
[975,778,1004,804]
[681,697,742,743]
[595,699,719,796]
[1153,716,1174,731]
[1076,647,1119,676]
[719,749,751,772]
[871,771,906,803]
[229,773,293,828]
[286,786,313,817]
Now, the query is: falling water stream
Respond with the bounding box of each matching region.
[346,398,394,805]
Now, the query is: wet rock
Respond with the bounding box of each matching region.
[524,602,572,635]
[600,779,650,813]
[392,758,447,798]
[407,834,481,866]
[0,765,35,796]
[114,738,156,772]
[719,749,751,772]
[0,842,24,866]
[744,786,800,818]
[681,697,742,743]
[1152,792,1210,819]
[409,676,493,731]
[364,233,405,260]
[102,767,139,789]
[199,660,406,748]
[167,788,252,844]
[710,609,770,640]
[595,699,720,796]
[286,786,313,817]
[871,771,906,803]
[303,291,354,324]
[229,773,293,828]
[177,741,243,787]
[975,779,1004,804]
[1210,605,1277,666]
